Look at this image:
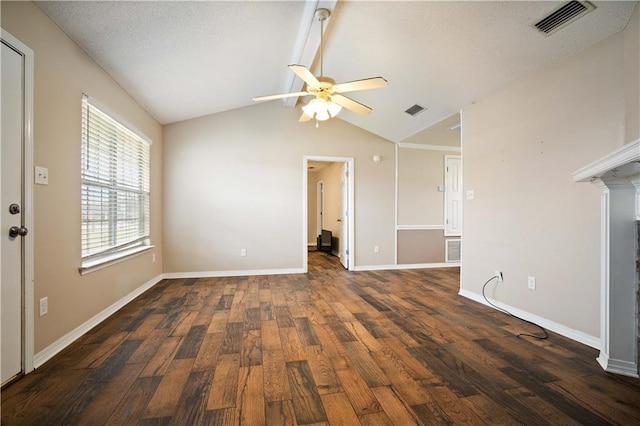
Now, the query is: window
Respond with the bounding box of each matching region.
[81,95,150,270]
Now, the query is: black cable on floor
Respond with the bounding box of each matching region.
[482,276,548,340]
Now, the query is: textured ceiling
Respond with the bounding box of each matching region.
[35,1,637,143]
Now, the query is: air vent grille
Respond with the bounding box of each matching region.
[534,1,595,36]
[445,239,461,263]
[405,104,425,116]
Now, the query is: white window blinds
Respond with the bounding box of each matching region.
[81,95,150,262]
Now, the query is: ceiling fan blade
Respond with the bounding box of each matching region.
[288,64,320,87]
[333,77,387,93]
[253,91,308,102]
[331,94,372,115]
[299,112,312,122]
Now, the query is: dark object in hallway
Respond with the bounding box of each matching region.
[317,229,332,254]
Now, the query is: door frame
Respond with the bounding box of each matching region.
[303,155,355,272]
[316,180,324,237]
[444,154,462,237]
[1,29,35,377]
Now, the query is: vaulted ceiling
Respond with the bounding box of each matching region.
[35,1,637,143]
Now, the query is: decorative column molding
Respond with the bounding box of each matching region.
[631,176,640,220]
[592,179,638,377]
[591,179,611,371]
[574,139,640,378]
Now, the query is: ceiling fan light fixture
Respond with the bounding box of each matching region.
[252,8,385,125]
[302,98,342,121]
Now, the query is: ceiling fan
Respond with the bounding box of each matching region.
[252,8,387,125]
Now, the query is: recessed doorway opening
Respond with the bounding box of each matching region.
[303,156,354,272]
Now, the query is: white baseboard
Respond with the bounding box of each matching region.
[353,262,460,271]
[458,289,601,349]
[33,274,164,368]
[597,353,639,378]
[162,268,305,279]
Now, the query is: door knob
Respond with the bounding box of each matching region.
[9,226,28,238]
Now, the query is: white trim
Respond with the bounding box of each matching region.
[79,245,153,275]
[593,179,612,372]
[631,175,640,220]
[398,143,461,152]
[163,268,305,279]
[396,224,445,230]
[33,274,163,368]
[458,289,601,349]
[354,262,460,271]
[597,353,640,378]
[572,138,640,182]
[394,143,399,266]
[316,180,324,236]
[1,29,35,376]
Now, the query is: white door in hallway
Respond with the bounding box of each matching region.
[339,162,349,269]
[444,155,462,236]
[1,40,25,385]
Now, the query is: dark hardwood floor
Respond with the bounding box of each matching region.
[2,251,639,425]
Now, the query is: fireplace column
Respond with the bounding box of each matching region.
[591,179,638,377]
[574,139,639,378]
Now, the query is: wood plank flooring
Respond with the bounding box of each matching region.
[2,251,640,425]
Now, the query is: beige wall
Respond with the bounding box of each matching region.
[163,102,395,272]
[1,2,163,353]
[397,230,446,264]
[397,148,459,225]
[401,114,461,147]
[461,21,633,339]
[624,4,639,142]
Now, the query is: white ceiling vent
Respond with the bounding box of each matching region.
[405,104,425,116]
[534,1,596,36]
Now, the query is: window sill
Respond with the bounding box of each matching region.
[79,245,154,276]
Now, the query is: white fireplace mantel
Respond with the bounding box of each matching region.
[573,139,639,378]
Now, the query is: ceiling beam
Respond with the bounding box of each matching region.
[282,0,338,107]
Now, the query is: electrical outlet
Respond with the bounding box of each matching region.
[528,276,536,290]
[374,245,379,253]
[39,297,48,317]
[495,271,503,282]
[240,248,247,257]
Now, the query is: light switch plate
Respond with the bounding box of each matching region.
[466,190,475,200]
[35,166,49,185]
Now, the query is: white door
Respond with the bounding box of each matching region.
[444,155,462,236]
[316,180,324,236]
[1,40,26,385]
[339,163,349,269]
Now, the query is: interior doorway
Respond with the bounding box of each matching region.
[1,29,35,386]
[303,156,354,272]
